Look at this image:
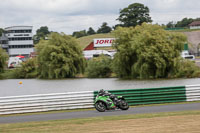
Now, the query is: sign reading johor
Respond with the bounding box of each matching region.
[94,38,115,47]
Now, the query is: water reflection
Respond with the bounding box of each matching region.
[0,78,199,97]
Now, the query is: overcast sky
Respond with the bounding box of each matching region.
[0,0,200,34]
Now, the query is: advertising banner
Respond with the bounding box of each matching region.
[94,38,115,47]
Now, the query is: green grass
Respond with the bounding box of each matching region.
[77,33,114,49]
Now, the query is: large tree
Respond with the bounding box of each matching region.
[112,23,187,79]
[0,48,8,73]
[36,33,85,79]
[117,3,152,27]
[97,22,112,33]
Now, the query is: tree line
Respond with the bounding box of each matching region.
[1,23,200,79]
[166,17,200,28]
[72,3,152,38]
[72,22,112,38]
[33,3,152,40]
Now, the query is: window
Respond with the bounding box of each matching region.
[9,45,33,49]
[8,37,32,41]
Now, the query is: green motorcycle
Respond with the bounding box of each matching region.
[94,89,129,112]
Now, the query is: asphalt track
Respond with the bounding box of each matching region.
[0,102,200,124]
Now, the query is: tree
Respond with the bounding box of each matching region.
[112,23,187,79]
[117,3,152,27]
[86,55,112,78]
[0,28,4,36]
[175,18,194,27]
[0,48,8,73]
[36,26,50,38]
[72,30,87,38]
[34,26,50,44]
[97,22,112,33]
[166,21,175,28]
[87,27,96,35]
[36,32,85,79]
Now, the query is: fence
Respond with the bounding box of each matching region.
[0,91,94,115]
[0,85,200,115]
[94,86,187,106]
[186,85,200,102]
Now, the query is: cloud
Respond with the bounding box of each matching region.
[0,0,200,34]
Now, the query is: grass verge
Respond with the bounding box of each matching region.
[0,110,200,133]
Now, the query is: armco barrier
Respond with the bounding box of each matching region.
[94,86,187,106]
[186,85,200,102]
[0,84,200,115]
[0,91,94,115]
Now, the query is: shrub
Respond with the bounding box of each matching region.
[13,58,37,78]
[175,60,200,78]
[0,48,8,73]
[86,55,112,78]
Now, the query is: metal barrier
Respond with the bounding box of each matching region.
[0,91,94,115]
[0,85,199,115]
[186,85,200,102]
[94,86,187,106]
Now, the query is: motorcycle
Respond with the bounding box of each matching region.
[94,89,129,112]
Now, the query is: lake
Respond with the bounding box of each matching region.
[0,78,200,97]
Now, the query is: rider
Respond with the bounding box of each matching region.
[98,89,119,105]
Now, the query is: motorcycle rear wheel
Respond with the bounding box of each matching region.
[95,101,106,112]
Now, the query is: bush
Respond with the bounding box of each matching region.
[86,55,112,78]
[12,58,37,78]
[0,48,8,73]
[175,60,200,78]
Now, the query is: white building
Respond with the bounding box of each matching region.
[0,26,34,57]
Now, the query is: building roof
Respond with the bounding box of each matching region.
[84,42,94,50]
[188,21,200,26]
[4,26,33,31]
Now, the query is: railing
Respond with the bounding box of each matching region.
[0,85,200,115]
[186,85,200,102]
[94,85,200,106]
[94,86,187,106]
[0,91,94,115]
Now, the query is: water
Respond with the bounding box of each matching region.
[0,78,199,97]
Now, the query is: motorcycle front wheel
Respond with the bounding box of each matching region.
[118,100,129,110]
[95,101,106,112]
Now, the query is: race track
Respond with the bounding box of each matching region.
[0,102,200,124]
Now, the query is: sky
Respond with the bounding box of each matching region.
[0,0,200,34]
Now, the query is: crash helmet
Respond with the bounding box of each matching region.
[110,94,115,99]
[99,89,105,94]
